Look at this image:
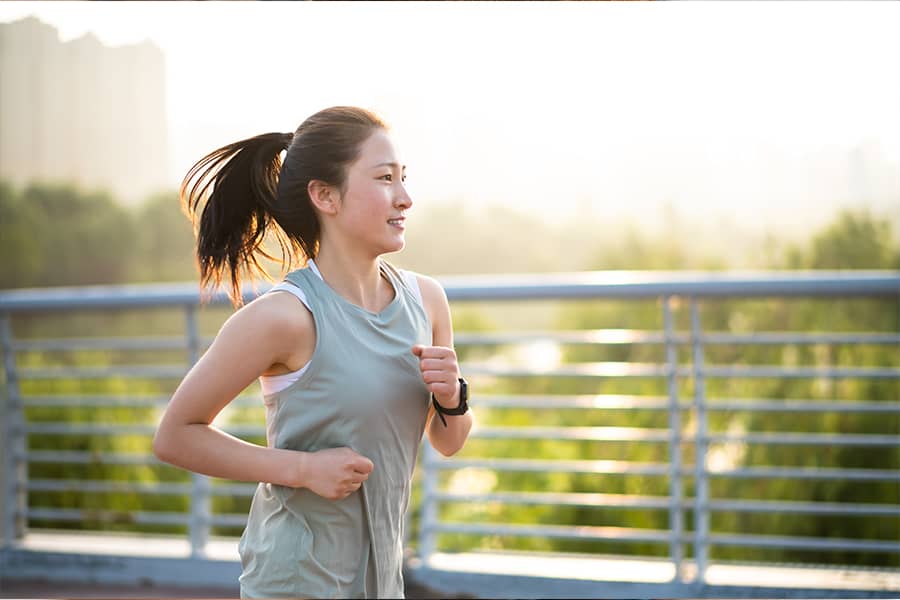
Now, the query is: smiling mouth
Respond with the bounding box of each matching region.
[387,218,405,227]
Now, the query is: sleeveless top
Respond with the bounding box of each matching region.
[238,260,433,599]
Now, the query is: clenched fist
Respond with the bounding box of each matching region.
[411,344,461,408]
[302,447,374,501]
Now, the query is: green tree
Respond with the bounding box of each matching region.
[0,182,137,289]
[131,191,196,283]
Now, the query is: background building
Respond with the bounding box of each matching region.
[0,16,169,204]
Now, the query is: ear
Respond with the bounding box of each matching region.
[308,180,340,215]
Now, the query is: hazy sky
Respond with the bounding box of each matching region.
[3,1,899,233]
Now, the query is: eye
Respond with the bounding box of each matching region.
[380,174,393,182]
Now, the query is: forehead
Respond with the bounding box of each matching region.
[356,130,404,168]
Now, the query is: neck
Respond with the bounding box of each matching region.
[313,243,391,312]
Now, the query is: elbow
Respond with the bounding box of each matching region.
[152,425,176,465]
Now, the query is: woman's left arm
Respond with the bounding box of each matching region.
[413,274,473,456]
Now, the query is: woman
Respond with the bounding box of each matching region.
[152,106,473,599]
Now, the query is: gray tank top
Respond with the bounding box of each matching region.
[238,260,432,599]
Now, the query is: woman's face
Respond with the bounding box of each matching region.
[334,129,413,257]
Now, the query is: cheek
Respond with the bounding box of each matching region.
[344,187,390,227]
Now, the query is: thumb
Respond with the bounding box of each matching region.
[411,344,424,357]
[354,456,375,474]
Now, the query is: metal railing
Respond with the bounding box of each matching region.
[1,270,898,589]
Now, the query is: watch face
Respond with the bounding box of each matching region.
[459,378,468,402]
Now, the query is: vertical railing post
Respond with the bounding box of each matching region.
[418,440,440,562]
[662,296,684,582]
[0,314,26,547]
[689,299,709,587]
[185,305,210,558]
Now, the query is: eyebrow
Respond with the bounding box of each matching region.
[371,161,406,170]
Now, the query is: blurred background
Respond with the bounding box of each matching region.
[0,2,898,598]
[0,0,898,287]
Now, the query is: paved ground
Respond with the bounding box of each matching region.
[0,578,475,599]
[0,579,237,599]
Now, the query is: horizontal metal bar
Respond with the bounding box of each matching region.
[709,532,900,553]
[429,457,898,482]
[455,331,900,347]
[20,394,260,408]
[472,426,670,442]
[21,423,266,438]
[209,483,258,497]
[701,332,900,345]
[463,362,669,378]
[17,366,187,380]
[23,451,162,465]
[433,491,673,509]
[23,481,900,517]
[472,395,900,413]
[26,508,190,526]
[433,492,900,516]
[2,272,897,313]
[22,395,172,408]
[21,450,899,482]
[474,394,671,410]
[707,466,899,481]
[209,514,252,527]
[701,365,900,379]
[17,364,897,383]
[12,331,894,353]
[705,432,899,447]
[706,499,900,516]
[455,330,672,346]
[428,522,899,553]
[706,399,900,413]
[440,271,900,301]
[429,521,671,543]
[24,423,158,435]
[466,364,900,380]
[25,479,192,495]
[428,458,671,475]
[28,479,258,498]
[12,337,188,352]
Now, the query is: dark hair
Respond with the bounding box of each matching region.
[180,106,388,306]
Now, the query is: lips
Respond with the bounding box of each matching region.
[387,217,405,227]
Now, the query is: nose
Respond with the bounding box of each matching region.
[394,183,413,210]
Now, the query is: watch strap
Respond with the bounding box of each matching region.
[432,378,468,427]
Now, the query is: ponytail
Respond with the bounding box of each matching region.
[180,132,296,307]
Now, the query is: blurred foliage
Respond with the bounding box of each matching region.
[0,182,195,289]
[0,180,898,568]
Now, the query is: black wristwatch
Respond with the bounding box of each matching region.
[432,378,468,427]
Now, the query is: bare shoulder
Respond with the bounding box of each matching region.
[412,273,449,315]
[412,273,453,346]
[220,289,313,350]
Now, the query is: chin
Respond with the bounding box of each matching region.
[373,239,405,257]
[387,236,406,253]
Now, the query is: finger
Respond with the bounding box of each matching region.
[422,369,455,384]
[414,345,453,360]
[411,345,424,357]
[353,456,375,474]
[419,358,452,372]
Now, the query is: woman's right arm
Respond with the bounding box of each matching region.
[152,293,373,498]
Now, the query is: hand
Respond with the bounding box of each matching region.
[412,344,461,408]
[301,447,374,501]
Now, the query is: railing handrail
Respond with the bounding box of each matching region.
[2,271,898,593]
[0,270,898,312]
